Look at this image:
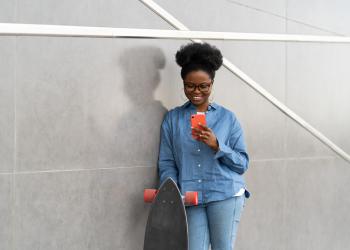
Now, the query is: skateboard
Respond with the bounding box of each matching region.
[143,178,198,250]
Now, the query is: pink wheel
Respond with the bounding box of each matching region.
[144,189,158,203]
[185,191,198,206]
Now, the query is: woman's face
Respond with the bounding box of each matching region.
[183,70,213,107]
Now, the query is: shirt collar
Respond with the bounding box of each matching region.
[182,101,218,111]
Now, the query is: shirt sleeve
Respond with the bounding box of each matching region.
[158,112,179,185]
[214,115,249,175]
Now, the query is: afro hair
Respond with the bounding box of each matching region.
[175,42,223,79]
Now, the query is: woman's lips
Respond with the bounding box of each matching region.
[192,96,203,101]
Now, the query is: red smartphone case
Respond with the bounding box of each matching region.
[191,113,206,139]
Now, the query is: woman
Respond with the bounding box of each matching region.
[158,42,249,250]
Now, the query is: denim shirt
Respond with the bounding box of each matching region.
[158,100,249,204]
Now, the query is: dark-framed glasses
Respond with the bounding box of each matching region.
[183,82,212,92]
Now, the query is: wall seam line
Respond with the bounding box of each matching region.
[12,0,18,249]
[0,155,339,176]
[225,0,345,36]
[284,0,288,161]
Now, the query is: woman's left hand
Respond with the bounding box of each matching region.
[192,123,219,152]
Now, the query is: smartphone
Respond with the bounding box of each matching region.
[191,112,206,139]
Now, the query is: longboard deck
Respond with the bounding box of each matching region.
[143,178,188,250]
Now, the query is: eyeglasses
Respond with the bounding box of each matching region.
[183,82,212,92]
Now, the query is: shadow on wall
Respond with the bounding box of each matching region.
[86,45,168,168]
[85,46,168,249]
[117,46,168,167]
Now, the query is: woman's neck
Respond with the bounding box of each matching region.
[195,102,209,112]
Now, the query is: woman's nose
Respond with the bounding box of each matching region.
[193,87,201,94]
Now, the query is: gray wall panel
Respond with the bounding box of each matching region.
[0,0,15,22]
[16,0,170,28]
[14,167,157,250]
[156,0,285,33]
[16,37,88,171]
[287,0,350,35]
[286,22,350,157]
[283,157,350,250]
[236,160,287,250]
[237,157,350,250]
[0,38,15,172]
[226,0,286,16]
[15,37,188,171]
[0,174,13,250]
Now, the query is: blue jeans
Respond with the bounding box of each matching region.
[185,195,246,250]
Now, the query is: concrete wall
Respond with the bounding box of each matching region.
[0,0,349,249]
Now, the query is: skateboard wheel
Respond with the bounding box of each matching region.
[184,191,198,205]
[144,189,158,203]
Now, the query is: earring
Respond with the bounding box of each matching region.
[209,88,215,102]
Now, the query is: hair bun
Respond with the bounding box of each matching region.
[175,42,223,71]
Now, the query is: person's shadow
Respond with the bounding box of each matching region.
[116,46,168,167]
[86,45,168,167]
[86,46,168,249]
[116,46,168,247]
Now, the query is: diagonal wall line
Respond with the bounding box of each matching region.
[139,0,350,163]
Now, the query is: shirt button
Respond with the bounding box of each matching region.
[198,179,202,183]
[198,164,201,167]
[197,149,200,152]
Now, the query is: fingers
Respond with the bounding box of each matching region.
[192,129,211,142]
[198,123,211,131]
[192,124,211,135]
[191,127,202,133]
[194,134,208,142]
[198,134,209,141]
[191,127,210,136]
[200,131,211,138]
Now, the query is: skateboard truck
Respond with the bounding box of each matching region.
[144,188,198,206]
